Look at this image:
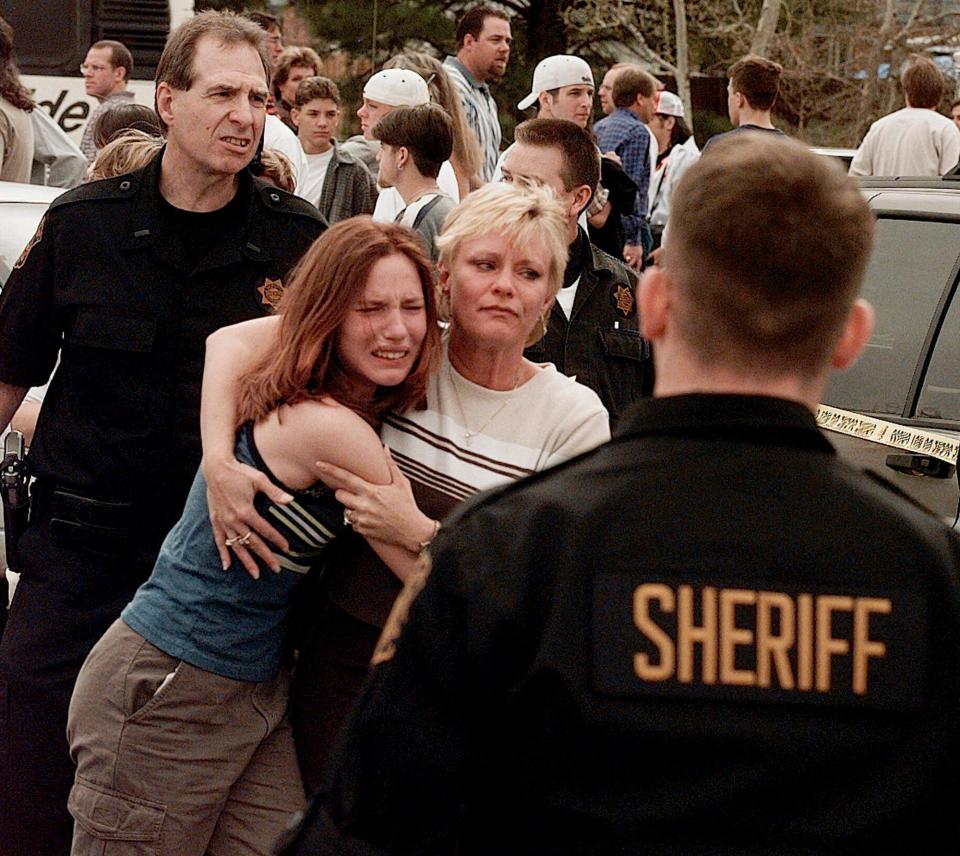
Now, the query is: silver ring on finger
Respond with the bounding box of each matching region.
[343,509,355,528]
[225,530,253,547]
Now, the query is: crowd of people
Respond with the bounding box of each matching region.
[1,5,960,856]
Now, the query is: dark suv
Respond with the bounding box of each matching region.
[822,178,960,527]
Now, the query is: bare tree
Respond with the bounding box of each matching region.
[751,0,783,56]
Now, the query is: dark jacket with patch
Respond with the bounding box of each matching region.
[0,152,324,526]
[525,229,653,428]
[278,393,960,856]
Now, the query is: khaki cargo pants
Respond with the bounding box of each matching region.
[66,619,306,855]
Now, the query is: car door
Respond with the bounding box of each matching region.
[821,201,960,527]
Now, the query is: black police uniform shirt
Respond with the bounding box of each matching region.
[281,394,960,856]
[0,152,324,531]
[524,228,653,428]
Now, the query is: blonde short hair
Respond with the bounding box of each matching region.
[436,182,569,346]
[88,129,162,180]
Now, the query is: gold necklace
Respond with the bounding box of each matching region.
[447,360,523,447]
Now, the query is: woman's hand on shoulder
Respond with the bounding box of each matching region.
[316,446,437,554]
[203,454,291,578]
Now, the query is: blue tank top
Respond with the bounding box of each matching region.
[122,422,346,681]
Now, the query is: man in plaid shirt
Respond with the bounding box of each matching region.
[443,5,511,183]
[594,66,659,268]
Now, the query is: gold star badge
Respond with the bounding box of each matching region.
[257,277,284,313]
[614,284,635,317]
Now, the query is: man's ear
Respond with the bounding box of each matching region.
[572,183,592,217]
[290,108,300,129]
[155,82,175,127]
[830,298,875,371]
[537,91,552,116]
[638,266,672,342]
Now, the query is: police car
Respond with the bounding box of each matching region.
[821,177,960,528]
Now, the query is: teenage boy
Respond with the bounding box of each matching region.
[373,103,455,260]
[292,76,377,223]
[352,68,460,222]
[704,54,786,150]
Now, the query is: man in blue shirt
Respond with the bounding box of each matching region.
[594,66,658,269]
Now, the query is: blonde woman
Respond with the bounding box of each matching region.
[202,183,611,790]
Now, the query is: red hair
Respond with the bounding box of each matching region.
[236,217,439,426]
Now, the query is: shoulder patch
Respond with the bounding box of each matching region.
[13,215,44,270]
[371,560,431,666]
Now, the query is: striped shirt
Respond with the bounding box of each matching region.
[122,422,345,682]
[444,56,502,182]
[327,338,611,627]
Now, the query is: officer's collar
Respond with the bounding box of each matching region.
[123,147,264,269]
[615,393,835,454]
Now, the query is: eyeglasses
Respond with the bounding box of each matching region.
[80,63,111,74]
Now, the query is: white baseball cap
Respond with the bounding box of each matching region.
[363,68,430,107]
[517,55,594,111]
[653,90,684,118]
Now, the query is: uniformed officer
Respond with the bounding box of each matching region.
[502,118,654,428]
[276,136,960,855]
[0,12,324,855]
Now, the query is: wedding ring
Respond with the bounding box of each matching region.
[343,509,355,528]
[225,531,253,547]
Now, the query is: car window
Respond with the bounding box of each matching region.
[823,217,960,414]
[917,285,960,421]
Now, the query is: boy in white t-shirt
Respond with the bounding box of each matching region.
[292,76,377,224]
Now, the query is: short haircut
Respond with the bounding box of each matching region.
[294,76,340,108]
[728,55,782,111]
[373,104,453,179]
[91,39,133,81]
[242,10,280,33]
[383,52,483,178]
[666,134,874,376]
[901,55,944,109]
[437,182,569,343]
[612,66,657,109]
[455,5,510,47]
[155,11,270,131]
[88,129,162,181]
[952,98,960,111]
[93,103,161,148]
[514,117,600,195]
[274,46,322,94]
[259,148,297,193]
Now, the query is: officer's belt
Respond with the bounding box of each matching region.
[30,480,139,557]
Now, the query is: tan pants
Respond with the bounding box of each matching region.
[66,619,305,856]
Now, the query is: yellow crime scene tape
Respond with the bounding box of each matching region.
[816,405,959,466]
